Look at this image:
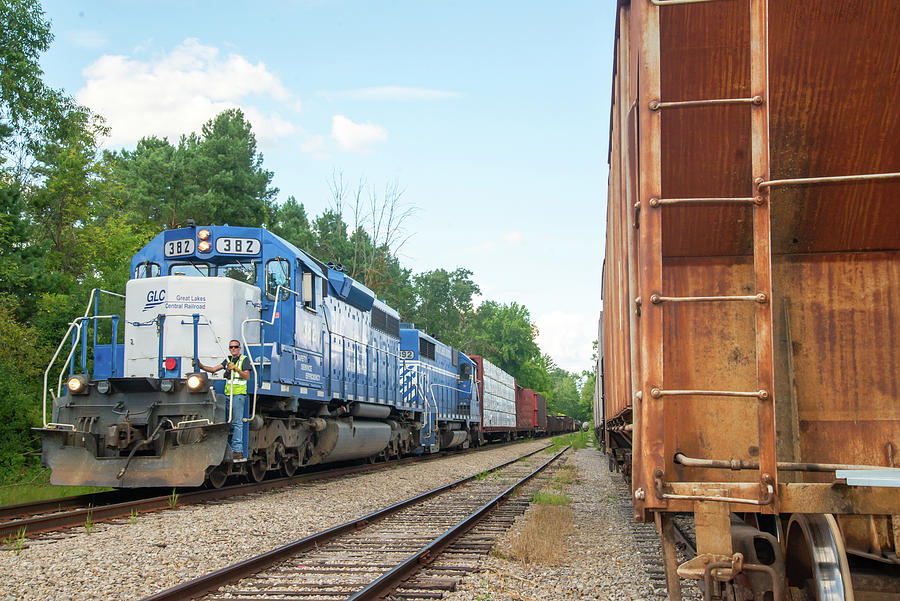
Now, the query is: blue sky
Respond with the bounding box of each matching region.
[39,0,615,374]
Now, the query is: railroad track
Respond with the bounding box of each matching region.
[140,445,568,601]
[0,441,542,541]
[616,497,700,600]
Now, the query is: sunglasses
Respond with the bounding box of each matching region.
[229,345,240,349]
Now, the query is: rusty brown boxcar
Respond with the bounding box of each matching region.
[601,2,900,600]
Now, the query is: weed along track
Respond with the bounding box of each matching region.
[140,445,568,601]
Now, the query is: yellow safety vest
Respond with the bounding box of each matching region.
[224,355,248,395]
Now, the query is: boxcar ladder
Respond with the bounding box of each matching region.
[632,0,777,598]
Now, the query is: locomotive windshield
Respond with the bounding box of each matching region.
[165,260,256,284]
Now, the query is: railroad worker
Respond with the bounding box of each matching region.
[197,340,251,460]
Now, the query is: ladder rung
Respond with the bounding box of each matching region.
[650,293,767,304]
[757,172,900,190]
[649,96,762,111]
[650,0,723,5]
[649,196,760,207]
[650,388,768,400]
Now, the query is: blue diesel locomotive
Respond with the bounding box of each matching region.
[38,224,477,488]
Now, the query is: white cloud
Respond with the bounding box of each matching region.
[70,30,108,49]
[321,86,462,101]
[468,231,524,252]
[535,311,600,373]
[501,231,523,244]
[300,133,331,159]
[330,114,388,152]
[76,38,298,147]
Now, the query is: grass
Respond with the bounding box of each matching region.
[473,470,490,481]
[0,482,112,506]
[550,465,578,490]
[531,491,571,505]
[84,506,95,534]
[167,488,179,509]
[507,503,575,565]
[543,431,589,454]
[129,508,139,524]
[2,527,27,555]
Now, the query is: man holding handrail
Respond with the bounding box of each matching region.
[197,339,250,460]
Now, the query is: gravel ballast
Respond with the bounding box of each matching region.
[443,444,659,601]
[0,441,549,601]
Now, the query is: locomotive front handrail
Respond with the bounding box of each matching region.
[44,314,119,428]
[43,288,126,428]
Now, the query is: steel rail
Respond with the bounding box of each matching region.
[0,442,521,539]
[138,443,560,601]
[349,446,569,601]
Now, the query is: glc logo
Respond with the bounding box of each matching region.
[143,289,166,311]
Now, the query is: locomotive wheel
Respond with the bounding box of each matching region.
[281,454,300,477]
[248,458,266,483]
[785,513,853,601]
[206,464,228,489]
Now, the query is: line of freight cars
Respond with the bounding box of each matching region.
[597,2,899,601]
[38,223,577,490]
[470,356,578,441]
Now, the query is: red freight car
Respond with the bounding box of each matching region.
[535,393,547,433]
[515,386,538,435]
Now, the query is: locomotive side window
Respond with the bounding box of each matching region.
[266,258,290,300]
[134,261,160,279]
[169,262,209,277]
[301,268,316,312]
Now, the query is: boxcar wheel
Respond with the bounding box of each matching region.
[785,514,852,601]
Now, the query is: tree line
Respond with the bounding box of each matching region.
[0,0,592,483]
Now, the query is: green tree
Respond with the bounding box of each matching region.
[268,195,315,251]
[410,268,480,346]
[111,109,277,229]
[0,0,71,175]
[0,298,48,480]
[188,108,277,226]
[464,300,542,381]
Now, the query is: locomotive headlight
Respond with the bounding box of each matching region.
[197,229,210,240]
[66,374,89,395]
[160,379,175,393]
[198,240,211,252]
[96,380,111,394]
[186,372,209,392]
